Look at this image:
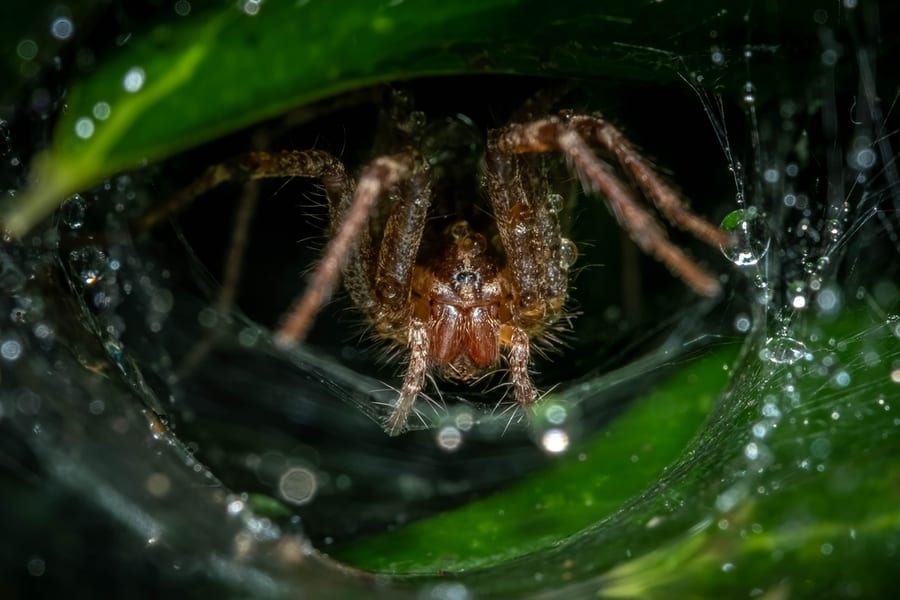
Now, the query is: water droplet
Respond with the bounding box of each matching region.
[720,208,770,266]
[16,39,38,61]
[33,322,53,340]
[436,426,463,452]
[519,291,537,309]
[762,402,781,418]
[815,287,841,314]
[742,81,756,104]
[833,370,851,387]
[279,467,317,505]
[421,582,472,600]
[788,280,808,309]
[853,148,876,169]
[74,117,95,139]
[454,410,474,431]
[759,336,810,365]
[174,0,192,17]
[824,219,843,242]
[26,557,45,577]
[449,220,470,239]
[50,17,74,40]
[1,338,22,361]
[227,498,245,516]
[60,193,86,229]
[752,422,769,438]
[377,277,401,301]
[752,275,773,305]
[540,428,570,454]
[68,247,109,289]
[122,66,145,93]
[559,238,578,269]
[544,403,568,425]
[744,442,759,460]
[407,110,426,130]
[547,192,564,213]
[734,314,751,332]
[92,101,111,120]
[241,0,262,15]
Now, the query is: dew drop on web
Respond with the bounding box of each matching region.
[720,207,770,267]
[61,193,86,230]
[547,192,564,214]
[559,238,578,269]
[759,336,810,365]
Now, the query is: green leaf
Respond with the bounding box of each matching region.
[335,344,741,573]
[335,302,900,598]
[4,0,822,236]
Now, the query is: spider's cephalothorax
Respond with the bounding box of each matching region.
[410,221,511,382]
[141,97,729,435]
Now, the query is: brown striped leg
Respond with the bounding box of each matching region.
[274,152,415,346]
[494,117,723,297]
[385,317,429,435]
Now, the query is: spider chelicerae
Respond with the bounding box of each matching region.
[140,88,729,435]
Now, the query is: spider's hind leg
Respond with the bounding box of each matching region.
[494,116,724,297]
[136,149,354,376]
[565,114,730,249]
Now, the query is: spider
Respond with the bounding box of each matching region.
[138,95,729,435]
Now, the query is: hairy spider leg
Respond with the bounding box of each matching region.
[564,114,731,248]
[142,146,439,433]
[494,117,724,297]
[135,150,355,369]
[359,161,435,435]
[483,136,570,406]
[136,150,350,233]
[136,149,412,344]
[275,152,415,345]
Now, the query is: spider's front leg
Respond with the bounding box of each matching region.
[494,115,726,297]
[484,137,572,407]
[275,151,417,346]
[340,151,434,435]
[135,149,357,349]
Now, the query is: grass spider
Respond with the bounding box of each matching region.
[139,90,729,435]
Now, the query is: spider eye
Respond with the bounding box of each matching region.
[453,271,478,287]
